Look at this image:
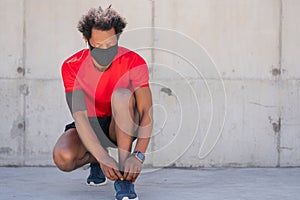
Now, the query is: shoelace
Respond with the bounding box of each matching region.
[117,180,132,193]
[90,164,101,177]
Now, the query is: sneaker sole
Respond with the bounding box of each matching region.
[86,179,107,186]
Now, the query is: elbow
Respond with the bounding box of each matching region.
[72,110,87,121]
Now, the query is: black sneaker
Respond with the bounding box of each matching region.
[114,180,138,200]
[86,163,107,186]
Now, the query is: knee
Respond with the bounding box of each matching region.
[111,88,135,111]
[53,147,76,172]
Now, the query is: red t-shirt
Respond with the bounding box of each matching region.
[61,46,149,117]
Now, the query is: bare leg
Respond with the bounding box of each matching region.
[110,88,138,172]
[53,128,97,172]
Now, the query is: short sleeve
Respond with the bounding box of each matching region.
[129,55,150,90]
[61,61,81,93]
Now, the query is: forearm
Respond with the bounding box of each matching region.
[134,111,153,154]
[73,111,108,162]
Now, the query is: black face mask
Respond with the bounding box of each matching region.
[89,41,118,67]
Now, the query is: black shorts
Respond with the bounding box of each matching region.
[64,117,137,148]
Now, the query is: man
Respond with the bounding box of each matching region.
[53,6,153,200]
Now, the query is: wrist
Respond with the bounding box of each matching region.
[97,150,110,162]
[132,151,145,164]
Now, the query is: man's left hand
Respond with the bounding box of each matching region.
[123,155,143,183]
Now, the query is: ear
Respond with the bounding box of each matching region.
[83,37,89,49]
[83,36,88,43]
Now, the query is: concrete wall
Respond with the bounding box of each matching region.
[0,0,299,167]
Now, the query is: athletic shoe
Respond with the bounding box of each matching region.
[86,163,107,186]
[114,180,138,200]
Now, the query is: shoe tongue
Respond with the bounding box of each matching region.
[125,181,132,191]
[90,163,100,174]
[119,180,130,190]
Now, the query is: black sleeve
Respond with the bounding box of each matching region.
[66,90,87,114]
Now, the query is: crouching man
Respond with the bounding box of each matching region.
[53,6,153,200]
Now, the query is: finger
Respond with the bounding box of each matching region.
[126,166,135,181]
[132,168,140,183]
[103,168,113,180]
[126,173,133,181]
[108,168,118,180]
[113,168,123,180]
[111,162,123,179]
[132,176,137,184]
[131,173,140,183]
[100,164,112,180]
[112,169,121,180]
[106,167,116,180]
[123,164,130,180]
[132,169,140,182]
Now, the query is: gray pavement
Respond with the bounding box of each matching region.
[0,167,300,200]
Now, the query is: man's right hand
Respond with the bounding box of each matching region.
[99,155,123,181]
